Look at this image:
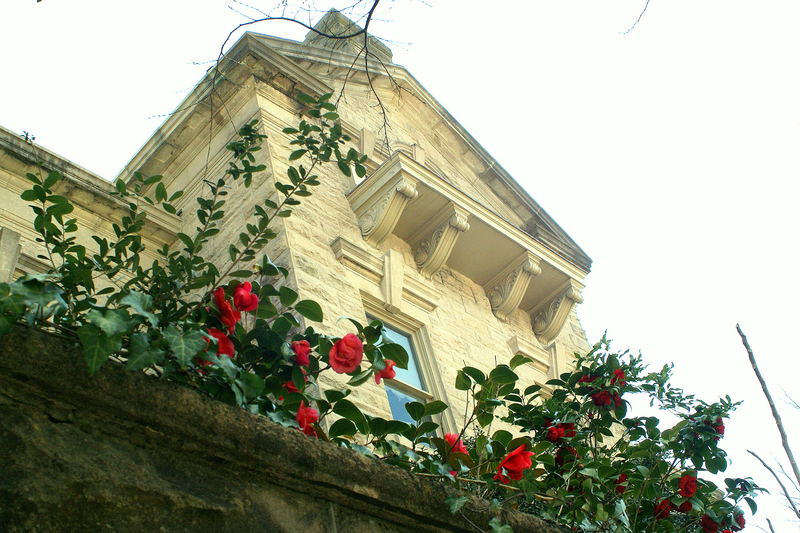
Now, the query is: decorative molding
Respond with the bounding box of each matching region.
[0,227,21,282]
[531,280,584,345]
[352,174,418,246]
[411,203,470,278]
[507,334,551,375]
[330,237,440,312]
[484,251,542,321]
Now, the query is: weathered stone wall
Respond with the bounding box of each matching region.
[0,328,565,533]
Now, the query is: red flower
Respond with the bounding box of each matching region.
[700,514,719,533]
[213,287,241,333]
[578,374,598,383]
[291,340,311,366]
[374,359,397,384]
[448,470,458,477]
[654,499,676,520]
[613,393,623,408]
[206,327,235,357]
[591,390,612,406]
[555,446,579,467]
[296,401,319,437]
[233,281,259,312]
[678,501,693,513]
[329,333,364,374]
[733,513,745,531]
[444,433,468,455]
[283,380,299,393]
[547,422,576,442]
[714,417,726,435]
[611,368,627,385]
[493,445,534,484]
[615,473,628,494]
[561,423,577,437]
[678,474,697,498]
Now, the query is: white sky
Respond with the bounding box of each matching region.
[2,1,799,530]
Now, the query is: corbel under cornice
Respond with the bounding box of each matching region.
[531,279,584,345]
[484,251,542,322]
[411,203,470,279]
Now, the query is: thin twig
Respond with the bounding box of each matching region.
[738,324,800,490]
[767,518,776,533]
[622,0,652,35]
[747,450,800,519]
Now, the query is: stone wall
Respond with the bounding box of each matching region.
[0,328,565,533]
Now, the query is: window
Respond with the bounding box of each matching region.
[370,317,431,425]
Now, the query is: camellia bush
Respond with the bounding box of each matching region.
[0,93,762,532]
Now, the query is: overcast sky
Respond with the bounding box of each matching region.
[2,1,798,530]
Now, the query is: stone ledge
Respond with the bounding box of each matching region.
[0,327,565,533]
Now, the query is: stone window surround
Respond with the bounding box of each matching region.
[361,291,457,433]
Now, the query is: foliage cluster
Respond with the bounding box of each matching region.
[0,94,761,532]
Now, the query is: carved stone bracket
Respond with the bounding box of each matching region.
[412,203,470,278]
[531,280,584,345]
[485,251,542,321]
[354,174,418,246]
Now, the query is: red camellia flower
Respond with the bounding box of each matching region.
[654,499,676,520]
[714,417,726,436]
[699,514,720,533]
[329,333,364,374]
[296,401,319,437]
[291,340,312,366]
[732,512,745,531]
[213,287,241,333]
[207,328,235,357]
[591,390,613,406]
[493,445,534,484]
[197,328,235,368]
[578,374,598,384]
[679,474,697,498]
[678,501,693,513]
[233,281,259,312]
[615,473,628,494]
[547,422,576,442]
[611,368,627,385]
[444,432,468,455]
[374,359,397,384]
[555,445,579,467]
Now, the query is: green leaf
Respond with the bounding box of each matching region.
[336,159,351,177]
[379,342,409,370]
[86,308,133,337]
[462,366,486,385]
[163,325,206,369]
[445,495,469,514]
[77,324,120,375]
[423,400,449,416]
[455,370,471,391]
[405,401,425,421]
[289,149,307,161]
[120,290,158,327]
[126,332,165,371]
[489,365,518,384]
[509,353,529,369]
[278,286,298,306]
[43,171,61,189]
[332,399,369,434]
[328,418,358,439]
[295,300,323,322]
[236,373,265,401]
[176,233,194,251]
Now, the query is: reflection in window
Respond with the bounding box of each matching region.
[372,319,429,424]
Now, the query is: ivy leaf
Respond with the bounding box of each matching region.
[163,325,206,369]
[86,308,133,337]
[126,332,165,371]
[235,372,265,401]
[120,290,158,327]
[77,324,121,375]
[294,300,322,322]
[445,495,469,514]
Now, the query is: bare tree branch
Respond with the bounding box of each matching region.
[748,450,800,519]
[738,324,800,492]
[767,518,776,533]
[622,0,652,35]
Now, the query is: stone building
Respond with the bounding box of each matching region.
[0,11,591,431]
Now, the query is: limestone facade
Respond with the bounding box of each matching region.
[0,12,592,432]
